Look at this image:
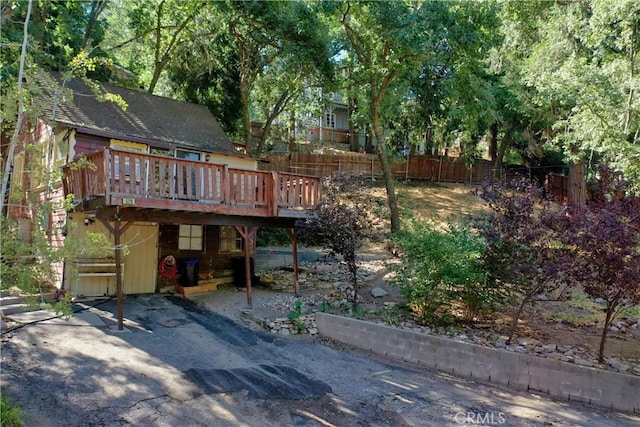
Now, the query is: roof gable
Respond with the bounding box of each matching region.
[43,74,237,155]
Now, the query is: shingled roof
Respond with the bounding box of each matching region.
[43,74,237,155]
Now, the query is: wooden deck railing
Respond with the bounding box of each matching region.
[62,148,321,217]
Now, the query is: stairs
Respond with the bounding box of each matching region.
[0,290,57,318]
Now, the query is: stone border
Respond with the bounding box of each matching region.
[315,313,640,414]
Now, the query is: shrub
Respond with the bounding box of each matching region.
[256,228,291,247]
[392,220,502,324]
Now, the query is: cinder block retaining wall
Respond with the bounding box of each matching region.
[315,313,640,414]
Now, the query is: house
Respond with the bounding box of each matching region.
[6,74,320,327]
[306,93,352,146]
[250,91,368,153]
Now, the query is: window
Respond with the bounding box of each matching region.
[220,226,243,253]
[325,113,336,128]
[176,150,201,161]
[178,225,203,250]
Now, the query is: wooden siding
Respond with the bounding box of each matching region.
[64,217,158,296]
[122,223,158,294]
[157,224,246,286]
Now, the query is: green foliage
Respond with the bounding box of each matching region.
[503,0,640,193]
[286,300,306,333]
[392,220,501,325]
[256,228,290,247]
[1,393,23,427]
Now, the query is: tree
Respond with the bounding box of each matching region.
[501,0,640,198]
[297,175,370,307]
[201,0,332,155]
[104,0,204,95]
[249,1,334,154]
[0,0,122,306]
[551,166,640,363]
[334,1,443,233]
[1,0,109,75]
[474,178,570,344]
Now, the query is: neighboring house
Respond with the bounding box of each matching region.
[251,91,377,153]
[6,74,320,320]
[306,92,351,146]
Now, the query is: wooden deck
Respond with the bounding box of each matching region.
[62,148,321,218]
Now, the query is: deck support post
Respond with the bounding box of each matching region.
[235,226,257,308]
[285,228,299,296]
[98,212,133,331]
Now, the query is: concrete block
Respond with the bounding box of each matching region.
[314,313,640,414]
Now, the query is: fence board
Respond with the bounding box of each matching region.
[260,153,492,184]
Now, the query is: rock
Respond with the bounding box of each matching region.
[594,298,605,304]
[610,362,631,372]
[574,358,594,367]
[536,293,549,301]
[495,340,507,348]
[456,334,469,341]
[517,337,539,346]
[370,287,389,298]
[542,343,557,352]
[546,353,562,360]
[610,325,620,332]
[280,328,290,336]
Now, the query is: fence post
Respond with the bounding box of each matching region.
[438,156,443,182]
[371,156,374,181]
[405,153,409,182]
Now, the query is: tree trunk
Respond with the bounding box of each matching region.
[240,76,252,154]
[568,155,586,204]
[365,125,373,154]
[288,110,297,153]
[507,298,528,345]
[488,122,498,162]
[372,117,400,233]
[598,307,615,363]
[494,126,511,179]
[1,0,32,216]
[348,97,359,152]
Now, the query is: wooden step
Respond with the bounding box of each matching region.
[177,277,235,296]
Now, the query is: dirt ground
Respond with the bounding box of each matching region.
[306,181,640,365]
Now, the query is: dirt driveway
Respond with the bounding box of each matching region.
[2,291,639,427]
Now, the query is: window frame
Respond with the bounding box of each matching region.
[178,224,203,251]
[219,226,243,253]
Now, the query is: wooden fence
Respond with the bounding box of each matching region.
[545,173,569,203]
[260,153,493,184]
